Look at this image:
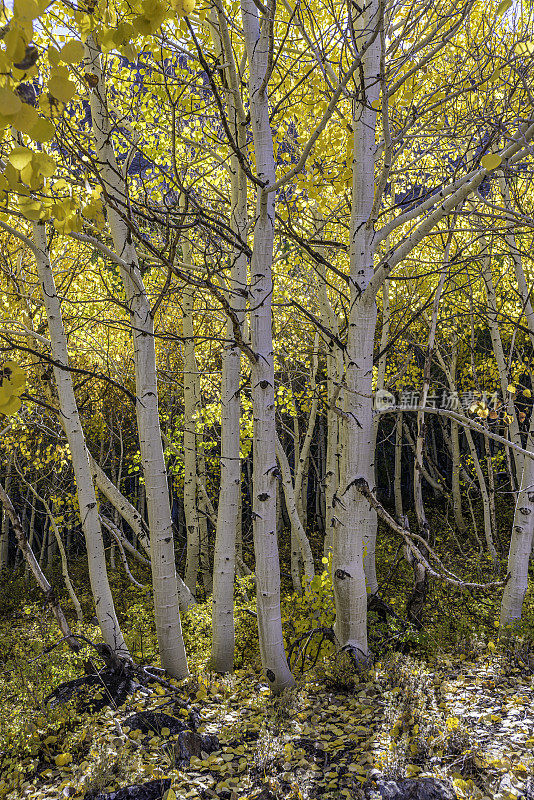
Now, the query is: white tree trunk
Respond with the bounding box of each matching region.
[500,411,534,628]
[0,454,12,569]
[481,234,522,476]
[182,279,201,596]
[316,218,342,556]
[241,0,295,691]
[32,222,126,653]
[464,428,498,565]
[366,281,390,594]
[332,0,381,658]
[497,177,534,627]
[89,455,152,557]
[208,2,248,670]
[276,435,315,582]
[85,37,190,677]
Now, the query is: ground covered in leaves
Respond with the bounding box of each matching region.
[3,623,534,800]
[2,523,534,800]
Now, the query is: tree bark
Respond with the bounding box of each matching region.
[33,222,126,653]
[332,0,381,660]
[241,0,295,691]
[85,36,190,677]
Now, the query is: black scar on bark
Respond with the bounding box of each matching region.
[266,669,275,682]
[258,493,270,501]
[335,569,351,580]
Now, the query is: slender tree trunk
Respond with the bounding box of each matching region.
[294,335,319,520]
[20,476,83,622]
[413,239,450,536]
[501,408,534,628]
[451,417,466,530]
[25,499,36,583]
[208,5,247,668]
[394,411,403,521]
[464,428,498,565]
[182,279,201,596]
[84,37,189,677]
[481,234,522,478]
[241,0,295,691]
[276,435,314,583]
[316,217,342,556]
[332,0,381,658]
[33,222,127,653]
[367,281,390,594]
[0,454,12,569]
[484,431,499,553]
[89,455,151,557]
[39,519,48,569]
[197,450,212,596]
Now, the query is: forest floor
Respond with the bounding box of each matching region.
[1,515,532,800]
[2,611,534,800]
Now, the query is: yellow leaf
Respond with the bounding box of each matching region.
[11,102,39,134]
[9,146,33,170]
[515,41,534,55]
[487,640,496,652]
[496,0,511,14]
[33,153,57,177]
[14,0,42,20]
[406,764,421,777]
[28,118,55,142]
[0,384,11,405]
[162,791,177,800]
[4,362,26,390]
[54,753,73,767]
[0,396,22,416]
[507,384,516,393]
[48,76,76,102]
[481,153,502,171]
[524,389,531,398]
[60,40,85,63]
[5,29,26,64]
[0,87,23,116]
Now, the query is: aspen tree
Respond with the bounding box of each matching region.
[241,0,295,691]
[84,37,190,677]
[32,223,127,653]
